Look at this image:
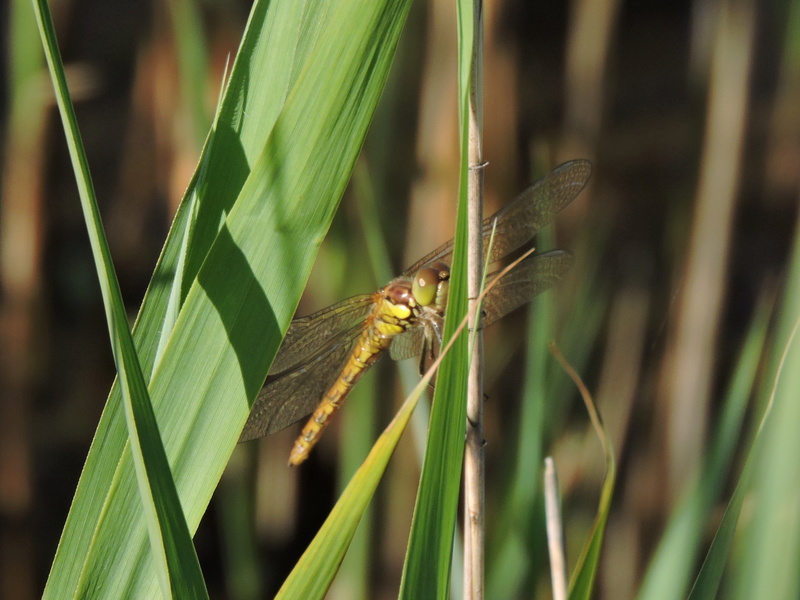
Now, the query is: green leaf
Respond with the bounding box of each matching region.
[561,350,616,600]
[399,0,474,596]
[725,218,800,598]
[276,364,431,599]
[32,0,207,596]
[637,298,770,600]
[44,0,413,597]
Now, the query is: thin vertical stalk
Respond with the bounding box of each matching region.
[464,0,484,598]
[544,457,567,600]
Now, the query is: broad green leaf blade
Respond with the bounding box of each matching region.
[399,0,474,597]
[33,0,207,596]
[46,5,320,593]
[638,298,770,600]
[688,320,799,599]
[44,0,413,597]
[726,221,800,597]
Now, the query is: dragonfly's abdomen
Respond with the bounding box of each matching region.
[288,288,416,465]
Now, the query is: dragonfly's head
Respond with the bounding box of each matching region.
[412,261,450,311]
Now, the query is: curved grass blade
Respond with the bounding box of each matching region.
[32,1,207,596]
[545,345,616,600]
[275,363,429,600]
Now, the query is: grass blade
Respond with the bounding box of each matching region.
[276,363,430,599]
[399,0,474,596]
[32,0,207,596]
[44,0,413,596]
[275,245,524,598]
[547,345,615,600]
[638,296,771,600]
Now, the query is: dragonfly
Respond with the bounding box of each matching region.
[240,160,592,465]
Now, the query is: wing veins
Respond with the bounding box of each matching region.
[270,294,373,373]
[240,321,367,440]
[401,160,590,276]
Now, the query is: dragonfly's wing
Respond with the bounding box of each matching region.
[270,294,374,374]
[391,252,571,363]
[401,160,591,276]
[401,236,457,279]
[482,160,590,264]
[389,325,425,361]
[240,323,366,441]
[482,250,574,327]
[389,309,444,362]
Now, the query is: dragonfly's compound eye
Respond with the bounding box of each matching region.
[412,267,441,307]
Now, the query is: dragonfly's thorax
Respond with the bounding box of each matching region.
[375,281,417,326]
[354,283,414,352]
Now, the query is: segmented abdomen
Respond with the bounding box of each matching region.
[288,297,411,465]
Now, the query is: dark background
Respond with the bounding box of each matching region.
[1,0,797,597]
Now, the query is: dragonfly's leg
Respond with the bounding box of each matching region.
[428,313,445,347]
[414,336,439,392]
[418,315,444,378]
[417,336,429,377]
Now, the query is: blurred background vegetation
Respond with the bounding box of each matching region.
[2,0,799,598]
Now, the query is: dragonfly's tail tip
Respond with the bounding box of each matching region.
[288,449,307,467]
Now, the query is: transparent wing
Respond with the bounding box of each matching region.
[401,160,591,276]
[240,322,367,441]
[269,294,374,373]
[482,250,574,327]
[389,309,444,362]
[389,326,425,362]
[241,162,588,442]
[388,250,573,366]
